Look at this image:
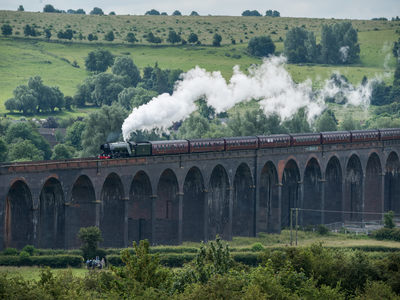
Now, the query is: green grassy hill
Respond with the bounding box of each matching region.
[0,10,399,118]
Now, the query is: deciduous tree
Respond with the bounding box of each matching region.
[1,24,12,36]
[80,104,128,156]
[145,9,160,15]
[213,33,222,47]
[188,32,198,43]
[90,7,104,15]
[51,143,75,160]
[104,31,114,42]
[167,30,181,44]
[85,49,114,73]
[112,56,141,87]
[248,36,275,57]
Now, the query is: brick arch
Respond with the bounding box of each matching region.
[278,155,301,183]
[324,156,343,224]
[233,163,254,237]
[303,157,322,225]
[259,161,279,233]
[100,172,125,247]
[155,168,179,244]
[385,151,400,214]
[365,153,382,220]
[208,164,230,240]
[5,180,34,249]
[128,170,153,244]
[281,159,300,228]
[66,175,96,248]
[38,177,65,248]
[345,154,363,222]
[183,166,205,242]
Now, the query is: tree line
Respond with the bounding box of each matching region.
[242,9,280,17]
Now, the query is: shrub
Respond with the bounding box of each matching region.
[104,31,114,41]
[372,228,400,241]
[22,245,36,256]
[384,211,395,229]
[2,248,19,256]
[19,251,31,264]
[212,33,222,46]
[316,224,330,235]
[1,24,12,36]
[251,242,264,252]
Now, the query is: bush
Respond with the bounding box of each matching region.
[0,255,83,267]
[2,248,19,256]
[1,24,12,36]
[107,251,263,267]
[232,252,261,266]
[372,228,400,241]
[384,211,395,229]
[22,245,36,256]
[316,224,330,235]
[251,242,264,252]
[212,33,222,46]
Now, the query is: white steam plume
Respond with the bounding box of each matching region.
[339,46,349,63]
[122,56,373,141]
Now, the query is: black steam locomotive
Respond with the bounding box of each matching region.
[99,128,400,159]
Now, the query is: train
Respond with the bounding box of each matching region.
[98,128,400,159]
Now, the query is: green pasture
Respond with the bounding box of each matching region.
[0,11,395,45]
[0,11,398,119]
[0,266,87,281]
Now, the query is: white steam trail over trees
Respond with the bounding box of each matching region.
[122,56,373,141]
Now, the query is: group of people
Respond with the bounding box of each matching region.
[85,256,105,269]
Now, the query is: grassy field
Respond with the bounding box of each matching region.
[0,266,87,280]
[0,11,396,45]
[0,11,399,119]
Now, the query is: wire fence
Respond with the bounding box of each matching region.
[288,208,399,246]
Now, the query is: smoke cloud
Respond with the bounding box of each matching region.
[339,46,349,63]
[122,56,373,141]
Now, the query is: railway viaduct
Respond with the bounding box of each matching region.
[1,138,400,250]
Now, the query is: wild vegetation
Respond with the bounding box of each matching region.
[1,233,400,299]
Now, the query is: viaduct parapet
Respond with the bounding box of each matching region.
[1,139,400,250]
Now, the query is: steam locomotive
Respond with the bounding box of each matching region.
[99,128,400,159]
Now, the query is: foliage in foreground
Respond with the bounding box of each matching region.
[1,241,400,299]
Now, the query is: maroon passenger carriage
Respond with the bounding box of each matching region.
[99,128,400,158]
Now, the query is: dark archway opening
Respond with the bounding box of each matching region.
[303,158,322,225]
[67,175,96,248]
[365,153,382,221]
[345,155,363,222]
[324,157,343,224]
[38,178,65,248]
[208,165,230,240]
[259,162,279,233]
[385,152,400,214]
[129,171,152,244]
[233,163,254,237]
[5,181,33,249]
[281,160,300,228]
[155,169,179,244]
[183,167,205,242]
[100,173,125,248]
